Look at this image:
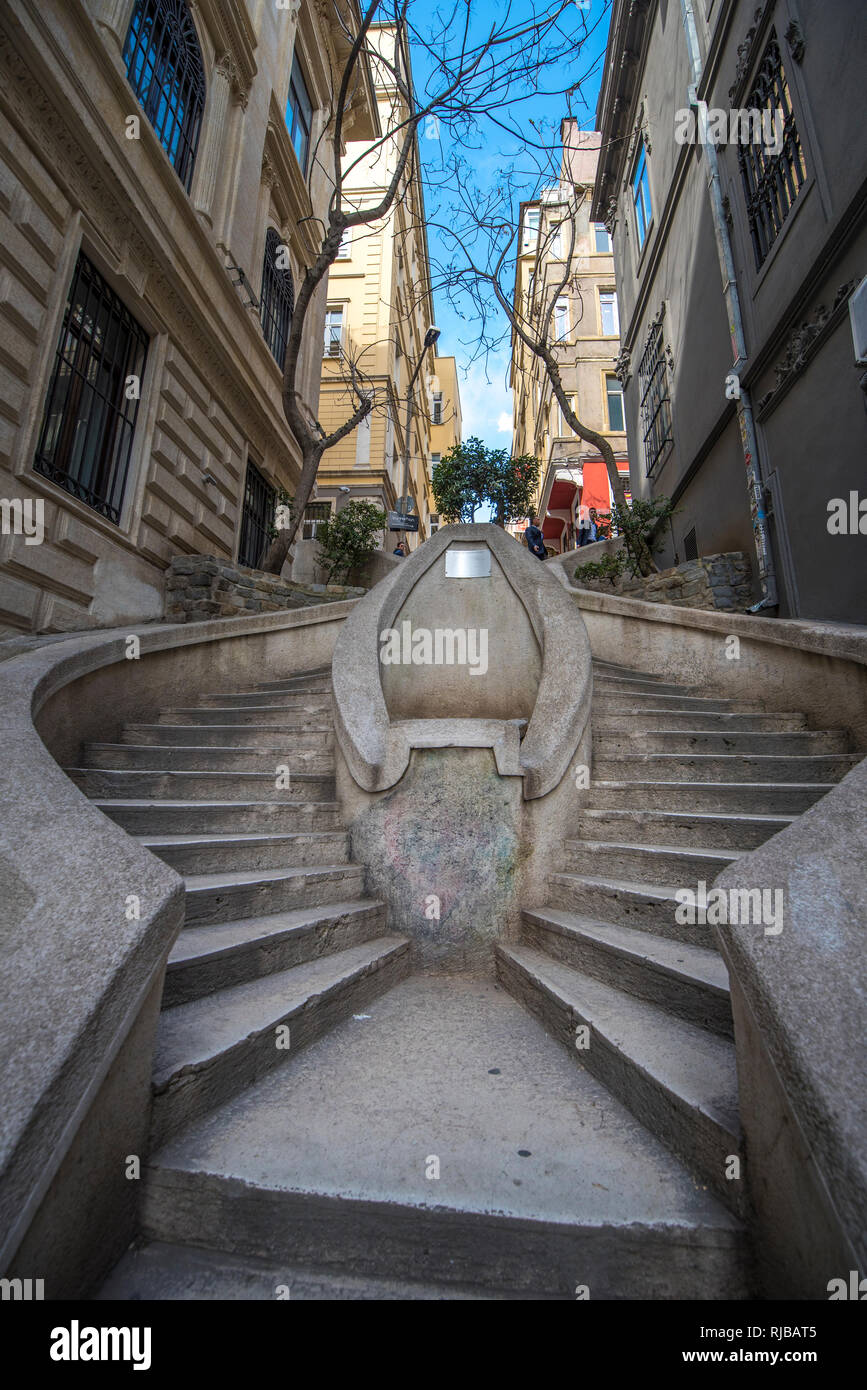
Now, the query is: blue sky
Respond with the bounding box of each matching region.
[410,0,614,449]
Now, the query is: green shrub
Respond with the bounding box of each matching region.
[316,500,389,584]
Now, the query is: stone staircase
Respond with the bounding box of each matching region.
[67,665,410,1152]
[77,657,855,1300]
[496,657,855,1232]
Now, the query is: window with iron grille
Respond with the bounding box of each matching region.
[302,502,331,540]
[122,0,205,193]
[432,392,443,425]
[638,316,673,477]
[33,252,149,525]
[260,229,295,366]
[737,33,808,270]
[238,461,276,569]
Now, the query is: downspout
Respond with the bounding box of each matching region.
[679,0,778,610]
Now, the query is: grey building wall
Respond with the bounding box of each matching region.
[593,0,867,622]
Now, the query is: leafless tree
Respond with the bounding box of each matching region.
[260,0,593,573]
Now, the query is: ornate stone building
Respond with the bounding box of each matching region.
[0,0,376,634]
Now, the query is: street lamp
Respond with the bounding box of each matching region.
[397,325,440,538]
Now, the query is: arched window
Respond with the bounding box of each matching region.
[260,229,295,367]
[123,0,205,192]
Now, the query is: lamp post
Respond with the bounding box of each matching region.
[397,325,440,539]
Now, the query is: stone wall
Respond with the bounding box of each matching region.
[573,551,753,612]
[165,556,364,623]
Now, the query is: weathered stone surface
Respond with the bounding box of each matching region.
[572,552,753,613]
[165,555,364,623]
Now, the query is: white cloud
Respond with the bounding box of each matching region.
[456,353,513,447]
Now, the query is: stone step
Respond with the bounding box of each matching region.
[67,769,336,802]
[141,975,746,1298]
[595,692,761,713]
[591,661,663,680]
[164,899,388,1006]
[496,945,743,1212]
[574,807,795,850]
[548,872,710,947]
[97,1241,512,1300]
[198,692,333,710]
[586,780,833,814]
[593,753,856,783]
[122,725,334,749]
[93,799,342,835]
[593,709,808,732]
[83,744,334,773]
[593,729,849,756]
[255,673,332,693]
[594,676,699,697]
[183,862,366,927]
[140,830,350,875]
[159,706,335,729]
[151,935,409,1148]
[563,838,737,887]
[520,908,732,1037]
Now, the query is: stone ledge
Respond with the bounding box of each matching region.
[572,552,754,612]
[165,555,365,623]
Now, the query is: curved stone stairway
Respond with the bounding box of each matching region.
[73,658,854,1300]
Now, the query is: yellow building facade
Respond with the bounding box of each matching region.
[315,26,460,551]
[510,123,629,554]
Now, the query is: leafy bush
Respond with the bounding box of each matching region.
[316,500,388,584]
[575,552,626,586]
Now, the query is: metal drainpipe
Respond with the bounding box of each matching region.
[679,0,778,610]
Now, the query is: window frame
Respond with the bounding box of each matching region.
[324,305,344,357]
[33,250,150,527]
[287,49,313,176]
[593,223,612,253]
[736,31,809,272]
[605,373,625,433]
[238,459,276,569]
[259,228,295,367]
[632,142,653,250]
[599,289,620,337]
[122,0,205,193]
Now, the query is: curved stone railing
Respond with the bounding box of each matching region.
[0,600,356,1295]
[566,582,867,1297]
[333,522,593,799]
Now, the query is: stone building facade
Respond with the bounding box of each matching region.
[314,24,457,552]
[592,0,867,622]
[0,0,376,634]
[510,123,630,555]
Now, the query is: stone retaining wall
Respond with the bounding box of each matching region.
[573,551,753,611]
[165,556,364,623]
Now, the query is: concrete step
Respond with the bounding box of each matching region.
[197,692,333,710]
[151,935,409,1148]
[141,975,746,1298]
[574,807,795,850]
[496,945,743,1212]
[593,753,856,783]
[82,744,334,773]
[593,709,808,732]
[520,908,732,1037]
[594,692,760,713]
[586,780,833,814]
[122,725,334,749]
[255,673,332,693]
[594,676,699,697]
[140,830,350,875]
[159,706,335,729]
[594,729,849,756]
[183,862,366,927]
[563,838,737,886]
[93,799,342,835]
[591,661,663,680]
[97,1241,514,1300]
[548,872,709,946]
[164,899,388,1006]
[67,769,336,802]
